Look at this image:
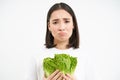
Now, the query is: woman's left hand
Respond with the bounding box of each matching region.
[62,74,76,80]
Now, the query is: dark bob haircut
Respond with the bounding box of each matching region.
[45,2,80,49]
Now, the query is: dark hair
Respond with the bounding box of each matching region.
[45,2,80,49]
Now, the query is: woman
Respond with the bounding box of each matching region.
[26,2,91,80]
[43,2,79,80]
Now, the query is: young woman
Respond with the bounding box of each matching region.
[26,2,93,80]
[43,2,79,80]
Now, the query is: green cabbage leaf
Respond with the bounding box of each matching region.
[43,53,77,77]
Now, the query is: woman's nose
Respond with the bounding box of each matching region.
[59,23,65,31]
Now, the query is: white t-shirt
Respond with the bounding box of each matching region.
[25,47,94,80]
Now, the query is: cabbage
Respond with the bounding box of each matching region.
[43,54,77,78]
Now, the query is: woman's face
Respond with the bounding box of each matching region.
[48,9,74,43]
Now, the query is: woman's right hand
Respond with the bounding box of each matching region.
[43,70,64,80]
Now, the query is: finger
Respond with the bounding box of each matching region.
[66,74,71,78]
[57,73,63,80]
[47,70,60,79]
[43,76,47,80]
[62,74,69,80]
[66,74,74,80]
[52,71,63,80]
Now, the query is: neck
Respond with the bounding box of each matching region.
[54,40,69,50]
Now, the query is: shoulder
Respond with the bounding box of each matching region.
[34,46,56,63]
[69,48,87,58]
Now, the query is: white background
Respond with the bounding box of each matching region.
[0,0,120,80]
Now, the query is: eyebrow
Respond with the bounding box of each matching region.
[52,18,71,21]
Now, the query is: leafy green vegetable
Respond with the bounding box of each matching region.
[43,53,77,77]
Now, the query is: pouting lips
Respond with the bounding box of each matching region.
[58,32,67,36]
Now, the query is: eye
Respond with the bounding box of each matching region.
[53,21,58,24]
[65,20,70,23]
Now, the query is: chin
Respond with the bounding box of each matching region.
[58,38,69,41]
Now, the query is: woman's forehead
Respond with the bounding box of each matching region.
[50,9,72,20]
